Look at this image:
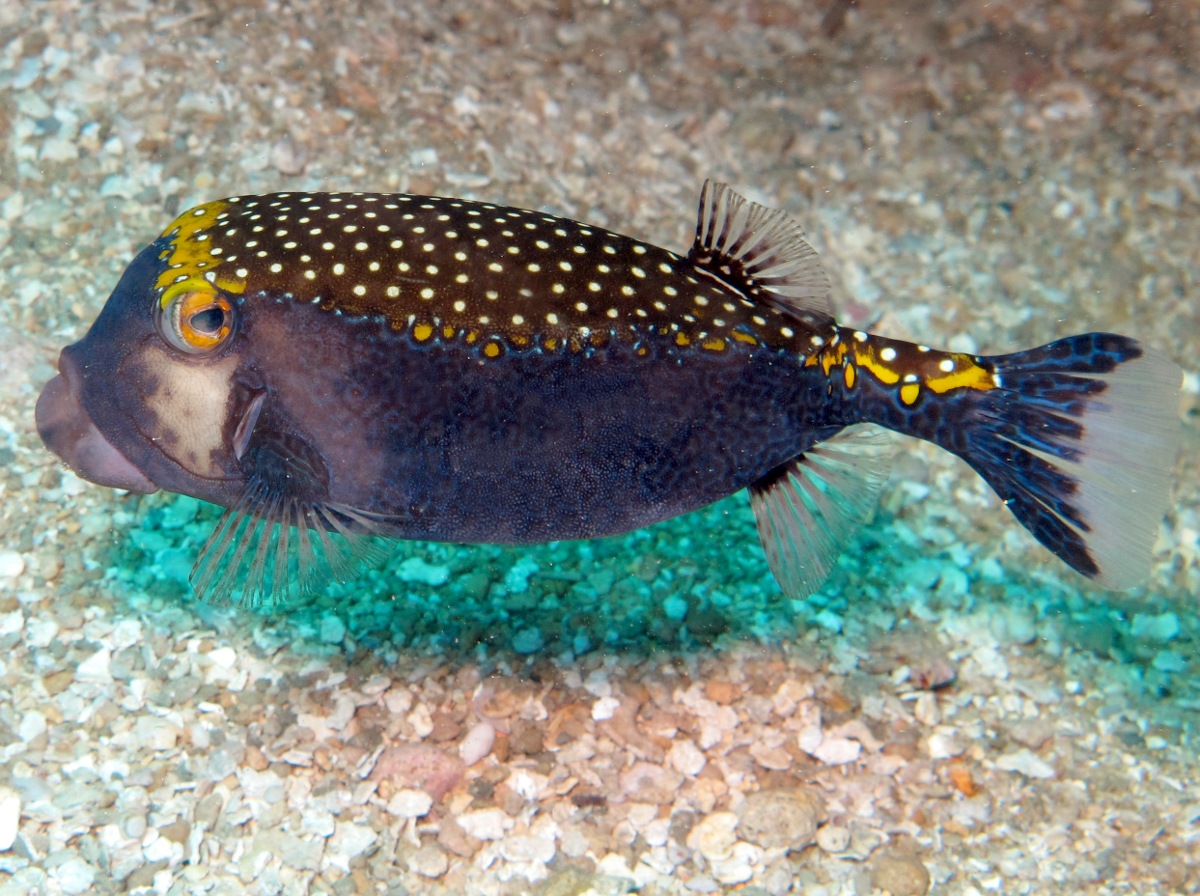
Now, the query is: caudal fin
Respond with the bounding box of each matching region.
[956,333,1181,589]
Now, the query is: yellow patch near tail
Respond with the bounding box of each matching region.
[925,355,996,393]
[810,334,997,401]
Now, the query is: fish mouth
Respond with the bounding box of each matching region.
[35,348,159,494]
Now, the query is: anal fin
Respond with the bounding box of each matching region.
[749,425,893,601]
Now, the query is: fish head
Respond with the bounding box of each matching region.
[36,238,265,507]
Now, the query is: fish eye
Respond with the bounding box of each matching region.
[158,289,236,354]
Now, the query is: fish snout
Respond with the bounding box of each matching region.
[35,348,159,494]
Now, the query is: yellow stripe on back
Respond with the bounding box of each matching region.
[155,200,241,297]
[925,354,996,393]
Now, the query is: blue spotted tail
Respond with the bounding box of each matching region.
[935,333,1181,588]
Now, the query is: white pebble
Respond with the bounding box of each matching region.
[499,834,556,864]
[1131,612,1180,642]
[75,648,112,682]
[710,841,762,885]
[748,742,792,771]
[813,609,843,633]
[817,825,851,853]
[123,814,147,839]
[936,566,969,599]
[813,736,860,766]
[0,612,22,636]
[797,725,823,754]
[319,614,347,644]
[133,716,179,751]
[0,787,20,850]
[207,646,237,668]
[971,646,1010,679]
[591,696,620,721]
[397,556,450,586]
[503,556,539,593]
[301,808,335,836]
[408,147,439,168]
[511,628,544,655]
[386,789,433,819]
[330,822,378,861]
[686,811,739,862]
[926,730,967,759]
[913,692,941,727]
[667,739,707,776]
[643,817,671,848]
[995,748,1056,779]
[458,721,496,765]
[0,550,25,579]
[561,827,589,858]
[17,711,45,743]
[52,857,96,895]
[111,619,143,648]
[457,807,512,840]
[41,136,79,163]
[1152,651,1187,672]
[408,844,449,878]
[143,835,176,863]
[996,607,1037,644]
[25,618,58,648]
[663,595,689,621]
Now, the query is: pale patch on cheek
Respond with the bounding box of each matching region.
[138,345,241,478]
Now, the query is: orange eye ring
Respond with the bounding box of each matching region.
[158,288,236,354]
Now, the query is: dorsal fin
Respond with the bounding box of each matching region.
[689,180,834,324]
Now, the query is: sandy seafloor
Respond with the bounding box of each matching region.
[1,1,1199,894]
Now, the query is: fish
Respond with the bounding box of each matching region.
[35,182,1182,606]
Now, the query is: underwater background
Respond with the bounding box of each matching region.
[1,1,1198,894]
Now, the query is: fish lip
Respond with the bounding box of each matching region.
[36,348,160,495]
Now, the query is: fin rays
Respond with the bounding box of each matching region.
[957,336,1181,589]
[189,485,395,608]
[691,180,833,321]
[750,425,893,601]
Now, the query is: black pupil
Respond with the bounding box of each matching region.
[189,306,226,335]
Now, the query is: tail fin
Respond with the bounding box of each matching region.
[952,333,1181,588]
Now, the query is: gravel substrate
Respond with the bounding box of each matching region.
[1,1,1198,894]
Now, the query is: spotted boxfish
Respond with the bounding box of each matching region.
[36,182,1182,605]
